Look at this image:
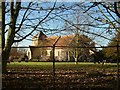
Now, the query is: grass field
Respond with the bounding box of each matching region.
[7,61,118,70]
[7,61,118,67]
[3,62,119,90]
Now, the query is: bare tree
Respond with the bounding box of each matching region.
[82,2,120,36]
[2,1,119,73]
[48,2,120,63]
[2,1,56,73]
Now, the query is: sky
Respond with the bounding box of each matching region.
[17,0,119,2]
[4,1,117,47]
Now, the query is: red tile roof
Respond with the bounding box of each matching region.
[31,31,92,47]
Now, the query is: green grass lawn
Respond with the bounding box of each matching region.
[7,61,117,66]
[7,61,118,70]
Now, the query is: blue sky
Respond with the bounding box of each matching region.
[5,2,117,47]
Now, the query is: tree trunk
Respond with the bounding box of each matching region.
[2,2,21,73]
[1,2,7,73]
[2,50,10,73]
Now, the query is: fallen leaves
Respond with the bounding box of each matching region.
[2,65,120,89]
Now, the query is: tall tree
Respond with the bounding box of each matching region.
[2,1,120,73]
[84,2,120,61]
[103,32,120,62]
[2,1,56,73]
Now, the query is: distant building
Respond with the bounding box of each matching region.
[27,31,95,61]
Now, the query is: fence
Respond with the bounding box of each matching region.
[9,45,120,62]
[4,45,120,89]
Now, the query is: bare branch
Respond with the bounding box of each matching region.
[14,1,56,42]
[83,2,101,13]
[55,13,115,42]
[15,2,32,33]
[114,2,120,18]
